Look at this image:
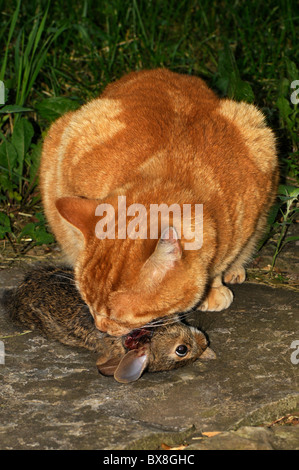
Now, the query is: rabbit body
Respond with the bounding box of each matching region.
[2,265,214,382]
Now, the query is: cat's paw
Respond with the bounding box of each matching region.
[224,266,246,284]
[197,285,233,312]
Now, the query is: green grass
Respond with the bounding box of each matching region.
[0,0,298,265]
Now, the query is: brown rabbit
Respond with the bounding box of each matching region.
[1,265,215,383]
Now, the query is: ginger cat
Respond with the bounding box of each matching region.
[40,68,278,336]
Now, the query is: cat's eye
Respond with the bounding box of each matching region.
[175,344,188,357]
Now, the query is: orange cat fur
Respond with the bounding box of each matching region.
[40,68,278,336]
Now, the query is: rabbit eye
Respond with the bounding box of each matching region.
[175,344,188,357]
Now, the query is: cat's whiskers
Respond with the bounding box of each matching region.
[143,310,196,329]
[52,273,77,284]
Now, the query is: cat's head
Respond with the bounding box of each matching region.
[56,195,216,336]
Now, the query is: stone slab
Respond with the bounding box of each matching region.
[0,264,298,450]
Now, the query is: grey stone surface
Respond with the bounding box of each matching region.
[188,425,299,450]
[0,263,298,450]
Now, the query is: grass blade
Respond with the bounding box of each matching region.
[0,0,21,81]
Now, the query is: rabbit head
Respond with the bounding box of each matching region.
[97,320,215,383]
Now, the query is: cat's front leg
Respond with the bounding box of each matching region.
[197,275,233,312]
[223,266,246,284]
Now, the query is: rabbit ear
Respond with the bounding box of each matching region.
[113,348,150,383]
[97,354,123,376]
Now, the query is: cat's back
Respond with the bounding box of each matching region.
[40,70,219,198]
[40,68,277,207]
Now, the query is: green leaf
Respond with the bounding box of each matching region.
[34,228,55,245]
[267,201,281,226]
[0,140,18,174]
[0,212,12,237]
[214,43,254,102]
[0,172,15,193]
[277,96,292,120]
[8,190,22,202]
[233,79,255,103]
[11,118,34,177]
[278,184,299,199]
[278,77,290,99]
[35,97,81,122]
[0,105,32,113]
[285,59,299,83]
[28,140,42,183]
[18,222,35,237]
[33,212,46,223]
[19,220,54,245]
[18,211,54,245]
[214,45,236,96]
[283,235,299,244]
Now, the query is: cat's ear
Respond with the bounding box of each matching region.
[157,226,182,260]
[141,227,182,284]
[56,197,98,238]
